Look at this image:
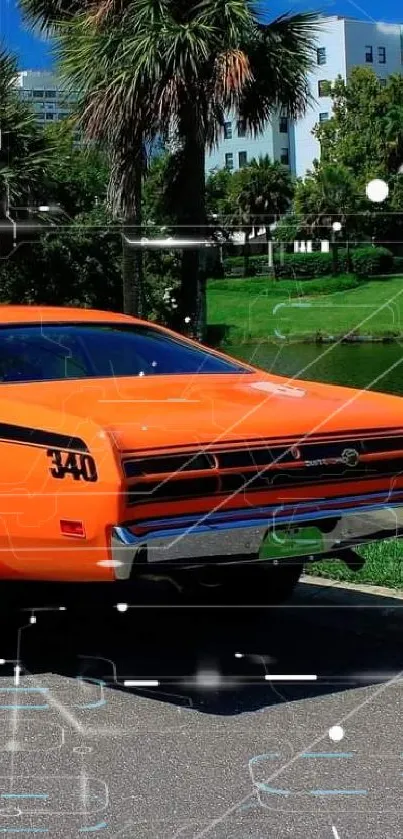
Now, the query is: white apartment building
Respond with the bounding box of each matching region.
[17,17,403,176]
[205,113,293,174]
[205,15,403,179]
[15,70,78,132]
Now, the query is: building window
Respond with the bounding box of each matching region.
[32,90,44,98]
[45,113,54,120]
[365,45,373,62]
[237,120,246,138]
[319,112,329,122]
[378,46,386,63]
[280,148,289,166]
[44,90,57,98]
[378,76,387,86]
[279,116,288,133]
[318,79,328,97]
[224,121,232,140]
[238,151,247,168]
[225,153,234,170]
[45,103,55,111]
[317,47,326,65]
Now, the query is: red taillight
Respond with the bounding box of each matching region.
[60,520,86,538]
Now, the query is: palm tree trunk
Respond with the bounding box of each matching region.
[346,235,351,272]
[176,130,207,341]
[123,158,144,317]
[243,231,251,277]
[331,229,338,276]
[111,138,145,318]
[265,225,274,277]
[122,225,144,316]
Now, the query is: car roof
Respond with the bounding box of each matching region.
[0,306,139,324]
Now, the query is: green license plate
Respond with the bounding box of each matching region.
[259,525,325,560]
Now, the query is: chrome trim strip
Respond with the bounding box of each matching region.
[124,489,403,534]
[111,492,403,574]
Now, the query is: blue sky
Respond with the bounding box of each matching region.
[1,0,402,70]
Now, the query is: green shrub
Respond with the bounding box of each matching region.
[393,255,403,273]
[274,250,351,278]
[223,256,262,276]
[208,273,362,295]
[224,255,241,268]
[224,251,339,278]
[351,246,394,276]
[223,247,395,279]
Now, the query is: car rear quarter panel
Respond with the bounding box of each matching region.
[0,397,121,581]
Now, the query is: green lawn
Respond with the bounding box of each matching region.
[308,539,403,591]
[207,274,403,344]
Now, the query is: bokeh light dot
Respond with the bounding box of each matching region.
[328,725,344,742]
[366,178,389,203]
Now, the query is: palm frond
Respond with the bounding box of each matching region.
[213,49,252,98]
[19,0,90,33]
[235,11,320,131]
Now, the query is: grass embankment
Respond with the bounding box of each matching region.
[207,273,403,344]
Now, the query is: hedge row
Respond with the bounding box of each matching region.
[392,255,403,273]
[350,247,394,277]
[223,247,395,279]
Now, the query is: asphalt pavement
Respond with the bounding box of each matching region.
[0,576,402,837]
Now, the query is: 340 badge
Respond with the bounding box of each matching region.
[47,449,98,482]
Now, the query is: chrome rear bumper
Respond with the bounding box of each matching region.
[110,491,403,580]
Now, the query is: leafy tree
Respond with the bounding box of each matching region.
[273,212,305,243]
[0,200,183,324]
[0,47,53,216]
[0,205,122,308]
[384,102,403,171]
[41,120,109,217]
[0,58,113,298]
[310,68,403,248]
[205,167,234,219]
[314,68,393,180]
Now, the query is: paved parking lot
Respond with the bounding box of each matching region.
[0,577,402,837]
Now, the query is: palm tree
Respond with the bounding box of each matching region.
[228,155,294,276]
[133,2,319,335]
[20,0,155,318]
[21,0,320,336]
[295,161,359,273]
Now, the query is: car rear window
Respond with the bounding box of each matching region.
[0,323,250,383]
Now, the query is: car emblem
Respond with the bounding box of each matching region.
[290,446,301,460]
[341,447,360,467]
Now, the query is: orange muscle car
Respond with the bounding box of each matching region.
[0,304,402,604]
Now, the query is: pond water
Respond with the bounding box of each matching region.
[229,342,403,397]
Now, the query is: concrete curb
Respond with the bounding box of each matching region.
[301,573,403,601]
